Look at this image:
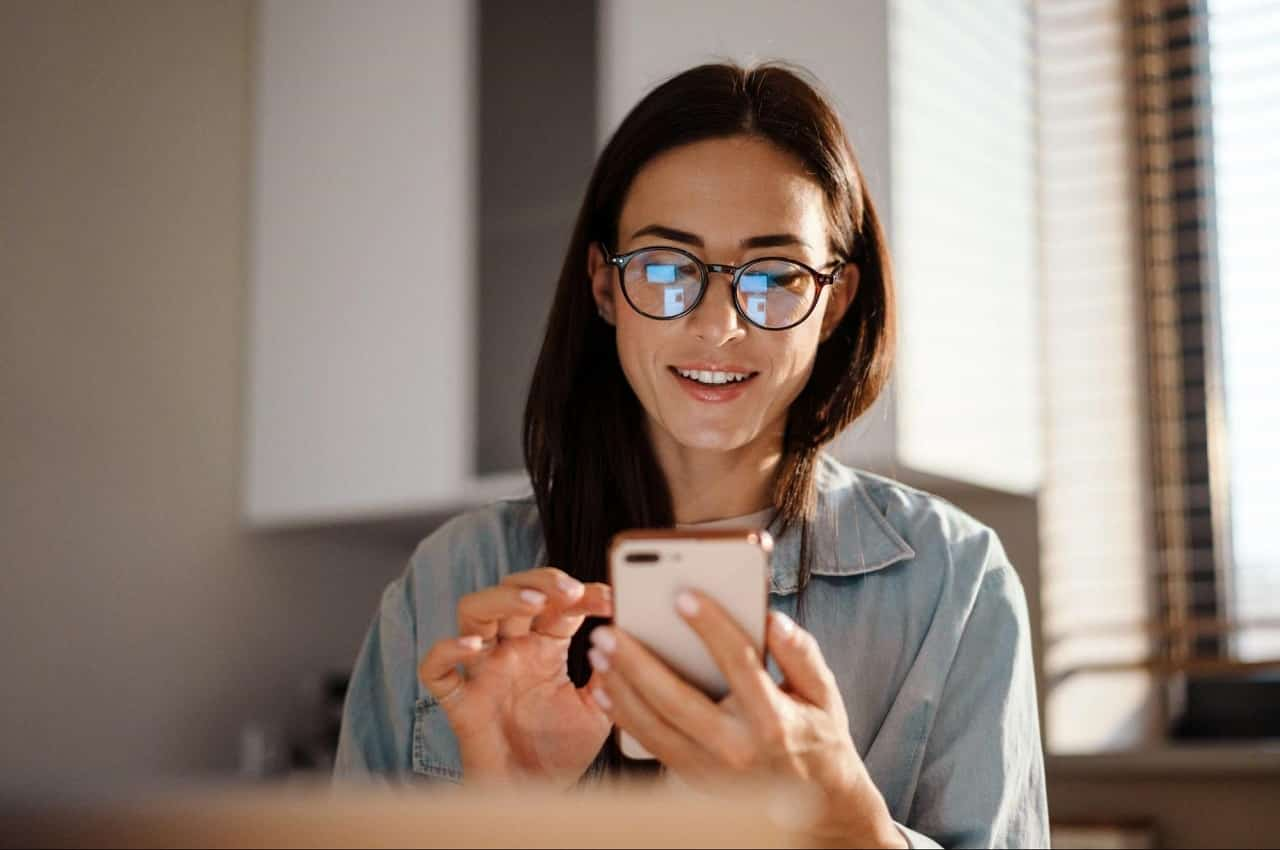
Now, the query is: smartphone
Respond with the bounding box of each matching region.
[607,528,773,760]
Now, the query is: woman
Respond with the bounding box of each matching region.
[335,62,1049,848]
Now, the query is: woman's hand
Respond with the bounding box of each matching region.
[586,592,906,848]
[417,567,613,788]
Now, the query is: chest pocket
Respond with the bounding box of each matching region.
[411,696,463,783]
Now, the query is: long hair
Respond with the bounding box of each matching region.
[522,62,896,773]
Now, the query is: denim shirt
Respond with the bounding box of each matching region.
[334,453,1050,848]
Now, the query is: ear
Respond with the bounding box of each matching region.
[587,242,617,326]
[819,262,860,343]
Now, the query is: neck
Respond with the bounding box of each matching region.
[648,420,784,524]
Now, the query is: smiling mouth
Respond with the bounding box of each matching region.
[669,366,760,386]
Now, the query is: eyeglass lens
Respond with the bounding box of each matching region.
[621,249,816,329]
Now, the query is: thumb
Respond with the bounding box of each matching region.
[766,611,839,708]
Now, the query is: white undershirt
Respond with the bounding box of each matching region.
[675,505,777,530]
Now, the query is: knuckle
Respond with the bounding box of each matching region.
[721,742,757,773]
[734,644,761,670]
[457,590,487,616]
[802,630,826,660]
[501,572,536,591]
[757,718,787,750]
[795,628,824,661]
[417,646,440,682]
[523,566,562,586]
[508,567,566,595]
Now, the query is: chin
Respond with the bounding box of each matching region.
[667,422,757,453]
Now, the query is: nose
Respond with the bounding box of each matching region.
[686,269,746,346]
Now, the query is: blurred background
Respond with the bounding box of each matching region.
[1,0,1276,846]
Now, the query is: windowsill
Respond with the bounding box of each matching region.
[1047,743,1280,778]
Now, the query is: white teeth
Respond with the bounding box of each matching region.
[675,368,752,385]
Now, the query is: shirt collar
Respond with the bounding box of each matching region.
[528,453,915,595]
[766,452,916,595]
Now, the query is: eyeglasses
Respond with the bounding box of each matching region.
[601,243,844,331]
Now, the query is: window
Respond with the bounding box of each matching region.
[1038,0,1280,752]
[1207,0,1280,662]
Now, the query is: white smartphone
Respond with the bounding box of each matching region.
[608,528,772,760]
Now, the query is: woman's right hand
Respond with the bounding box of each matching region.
[417,567,614,787]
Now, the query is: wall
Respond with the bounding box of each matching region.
[0,0,414,788]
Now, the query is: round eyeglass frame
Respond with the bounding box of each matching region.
[601,242,844,331]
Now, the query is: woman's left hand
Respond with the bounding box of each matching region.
[587,591,907,849]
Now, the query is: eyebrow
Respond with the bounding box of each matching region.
[628,224,812,252]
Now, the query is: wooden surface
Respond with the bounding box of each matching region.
[2,779,824,849]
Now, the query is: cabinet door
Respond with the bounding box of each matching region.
[245,1,475,525]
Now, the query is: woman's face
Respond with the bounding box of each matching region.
[589,135,857,456]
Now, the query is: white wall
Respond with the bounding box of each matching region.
[0,0,413,787]
[890,0,1041,493]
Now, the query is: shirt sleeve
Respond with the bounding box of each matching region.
[332,569,422,784]
[905,564,1051,848]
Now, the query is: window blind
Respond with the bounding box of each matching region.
[1038,0,1158,752]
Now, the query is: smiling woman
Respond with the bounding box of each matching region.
[591,135,857,472]
[335,63,1049,849]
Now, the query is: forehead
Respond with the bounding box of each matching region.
[618,136,830,250]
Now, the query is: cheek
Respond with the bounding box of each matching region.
[612,314,659,394]
[768,332,823,398]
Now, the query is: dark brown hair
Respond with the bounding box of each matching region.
[522,62,895,774]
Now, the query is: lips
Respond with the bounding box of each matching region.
[671,361,757,377]
[668,366,759,403]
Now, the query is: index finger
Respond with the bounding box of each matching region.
[456,584,549,639]
[674,590,780,727]
[501,566,587,606]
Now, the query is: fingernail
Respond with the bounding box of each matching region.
[592,686,613,711]
[590,626,617,653]
[458,635,484,651]
[557,575,584,597]
[588,647,610,672]
[675,591,700,617]
[772,612,796,639]
[520,589,547,606]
